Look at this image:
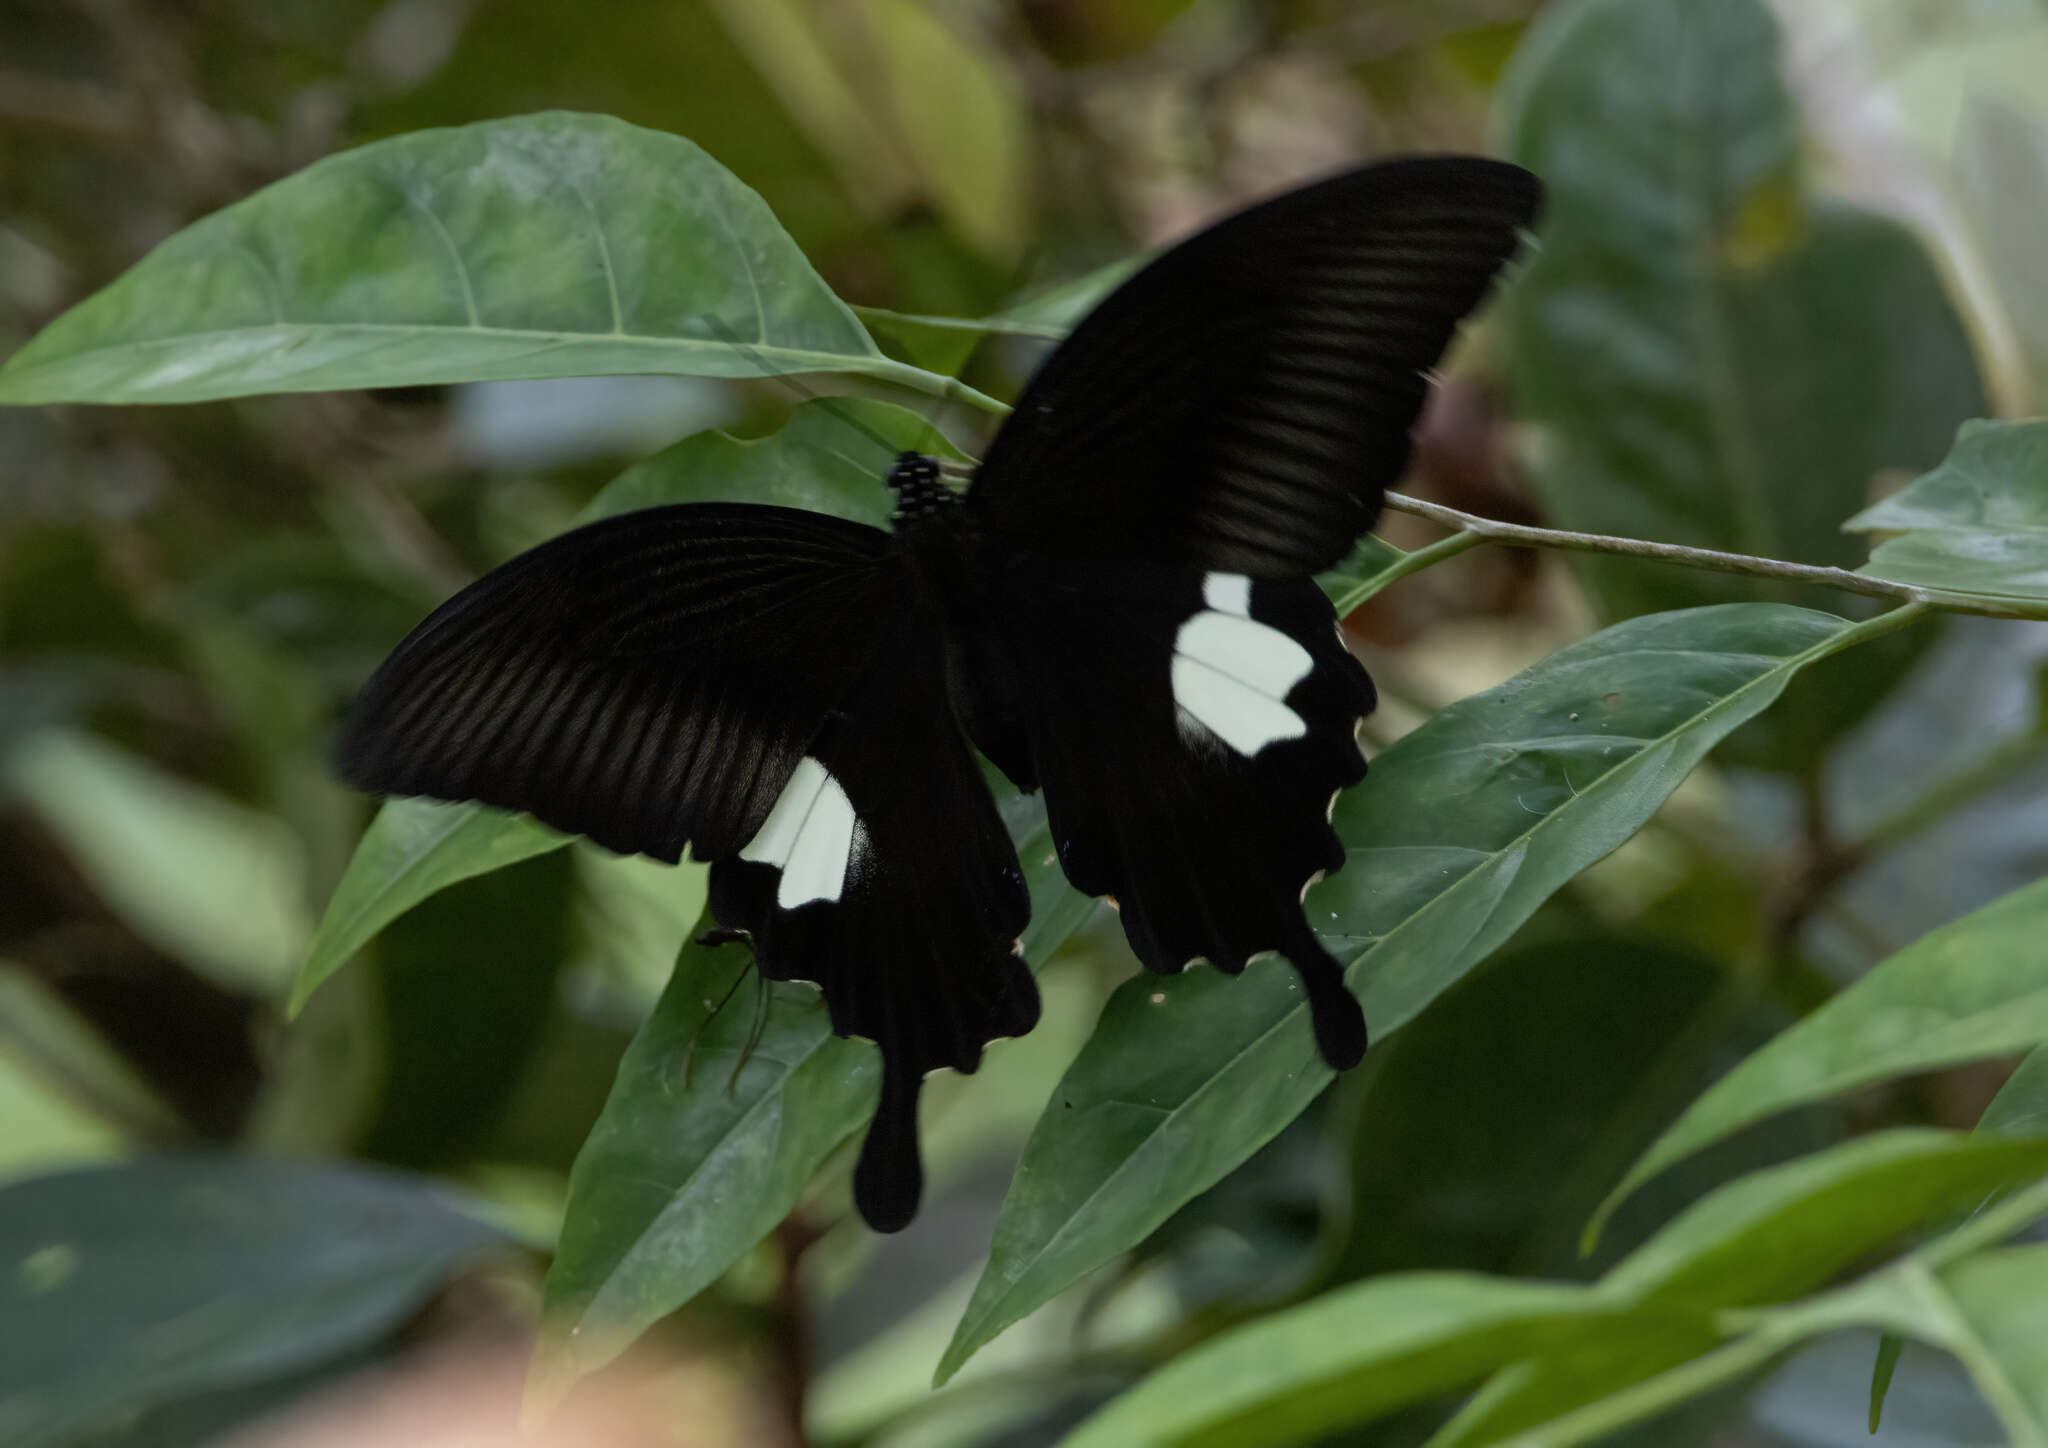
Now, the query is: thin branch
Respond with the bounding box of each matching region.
[1379,491,1980,612]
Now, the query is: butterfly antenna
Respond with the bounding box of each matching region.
[703,315,904,462]
[726,969,773,1097]
[681,931,753,1092]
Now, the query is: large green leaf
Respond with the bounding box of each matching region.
[1501,0,1983,610]
[292,398,927,1014]
[940,602,1914,1381]
[0,113,969,408]
[533,791,1090,1403]
[1498,0,1983,766]
[1597,874,2048,1237]
[0,1157,503,1448]
[1846,419,2048,617]
[1057,1274,1672,1448]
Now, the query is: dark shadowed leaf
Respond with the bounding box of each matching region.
[0,1157,503,1448]
[942,602,1910,1382]
[291,800,567,1014]
[0,113,969,408]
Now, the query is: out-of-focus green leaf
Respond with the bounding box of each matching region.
[1502,0,1982,611]
[8,731,311,997]
[534,792,1088,1405]
[1597,876,2048,1242]
[943,602,1906,1383]
[704,0,918,218]
[1057,1274,1671,1448]
[0,113,971,409]
[1499,0,1983,765]
[1938,1246,2048,1435]
[0,966,182,1179]
[1432,1129,2048,1446]
[0,1157,504,1448]
[861,0,1031,264]
[291,800,567,1014]
[1984,1046,2048,1138]
[1847,419,2048,617]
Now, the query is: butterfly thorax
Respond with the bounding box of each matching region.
[886,452,961,530]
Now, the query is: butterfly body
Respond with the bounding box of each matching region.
[338,156,1542,1231]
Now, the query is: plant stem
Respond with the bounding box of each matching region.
[1378,492,2020,614]
[1329,530,1486,613]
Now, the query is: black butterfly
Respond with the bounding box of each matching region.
[338,158,1541,1232]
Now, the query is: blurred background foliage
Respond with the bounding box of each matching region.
[4,0,2048,1444]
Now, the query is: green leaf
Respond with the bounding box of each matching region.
[861,0,1032,264]
[1056,1274,1672,1448]
[852,254,1149,359]
[583,396,917,526]
[1939,1245,2048,1439]
[1846,418,2048,617]
[1433,1130,2048,1446]
[7,731,311,997]
[0,965,182,1175]
[533,792,1089,1404]
[291,799,567,1015]
[1870,1331,1905,1433]
[1596,875,2048,1239]
[1501,0,1984,613]
[1498,0,1983,767]
[942,602,1911,1383]
[293,397,930,1016]
[0,112,970,408]
[0,1157,503,1448]
[1983,1045,2048,1138]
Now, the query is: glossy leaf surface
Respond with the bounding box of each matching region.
[0,113,958,407]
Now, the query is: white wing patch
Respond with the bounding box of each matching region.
[1203,571,1253,616]
[740,756,858,908]
[1173,576,1315,755]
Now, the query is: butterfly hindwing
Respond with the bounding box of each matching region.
[967,158,1541,576]
[965,553,1373,1069]
[709,579,1036,1232]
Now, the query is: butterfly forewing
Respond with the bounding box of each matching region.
[967,157,1542,576]
[337,504,895,862]
[963,555,1372,1067]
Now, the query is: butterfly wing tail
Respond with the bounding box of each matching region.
[855,1057,926,1234]
[1282,926,1367,1071]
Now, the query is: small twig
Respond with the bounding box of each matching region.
[1381,491,1959,612]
